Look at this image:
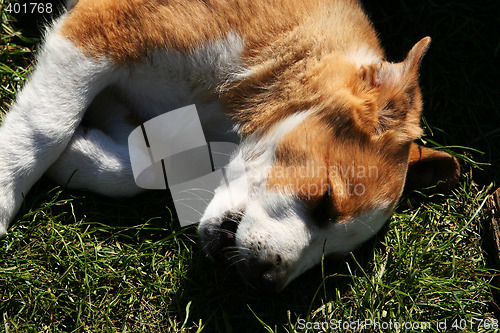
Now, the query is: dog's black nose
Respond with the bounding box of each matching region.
[258,270,277,293]
[241,263,278,294]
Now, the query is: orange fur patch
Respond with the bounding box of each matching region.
[263,38,431,221]
[62,0,335,63]
[267,115,410,222]
[220,0,384,135]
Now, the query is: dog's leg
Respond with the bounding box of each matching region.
[45,126,144,197]
[45,92,144,198]
[0,27,114,236]
[405,143,461,192]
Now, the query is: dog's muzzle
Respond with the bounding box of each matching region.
[199,213,285,294]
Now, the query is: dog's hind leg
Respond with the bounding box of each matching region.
[0,23,115,236]
[45,92,145,197]
[45,126,144,197]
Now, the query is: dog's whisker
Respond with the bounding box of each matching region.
[224,250,241,259]
[218,228,237,236]
[222,245,247,252]
[176,188,216,196]
[172,197,207,203]
[174,203,203,216]
[211,152,233,158]
[173,197,210,206]
[229,257,247,266]
[173,188,215,204]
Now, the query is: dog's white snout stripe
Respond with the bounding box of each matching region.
[128,104,242,227]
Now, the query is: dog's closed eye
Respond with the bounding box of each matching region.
[305,188,338,227]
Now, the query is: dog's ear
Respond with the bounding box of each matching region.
[404,143,460,192]
[365,37,431,87]
[355,37,431,143]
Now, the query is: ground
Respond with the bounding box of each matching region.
[0,0,499,332]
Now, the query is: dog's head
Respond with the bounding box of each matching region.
[199,38,452,293]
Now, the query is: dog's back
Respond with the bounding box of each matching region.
[61,0,378,63]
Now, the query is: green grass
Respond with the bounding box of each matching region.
[1,0,499,332]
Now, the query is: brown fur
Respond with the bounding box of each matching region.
[62,0,330,63]
[62,0,398,138]
[220,0,383,135]
[267,115,410,222]
[265,37,431,223]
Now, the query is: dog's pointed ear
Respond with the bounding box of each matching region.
[404,36,432,73]
[369,37,431,88]
[354,37,431,143]
[404,143,460,192]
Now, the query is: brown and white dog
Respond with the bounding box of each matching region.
[0,0,459,292]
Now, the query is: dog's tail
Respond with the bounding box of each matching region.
[0,21,114,236]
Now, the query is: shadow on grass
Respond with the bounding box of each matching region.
[24,178,389,331]
[174,227,388,332]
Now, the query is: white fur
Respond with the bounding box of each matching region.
[199,109,392,290]
[0,19,115,235]
[235,192,390,290]
[283,207,391,287]
[46,33,244,194]
[199,108,393,291]
[345,44,383,67]
[199,111,314,238]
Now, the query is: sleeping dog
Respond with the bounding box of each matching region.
[0,0,459,292]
